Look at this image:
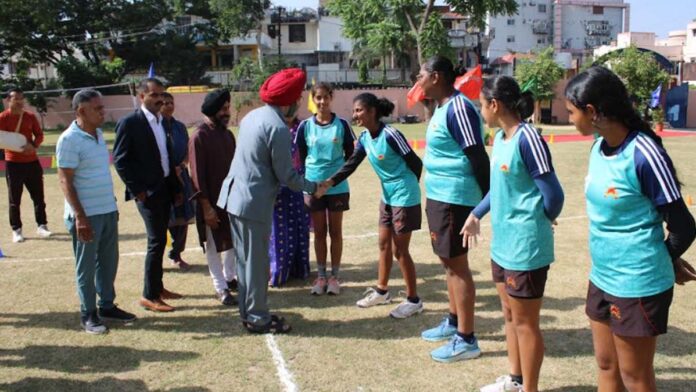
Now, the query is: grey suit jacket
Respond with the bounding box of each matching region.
[217,105,317,224]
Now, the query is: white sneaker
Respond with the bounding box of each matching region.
[310,277,327,295]
[389,298,424,319]
[480,375,523,392]
[326,276,341,295]
[37,225,52,238]
[12,229,25,243]
[356,288,391,308]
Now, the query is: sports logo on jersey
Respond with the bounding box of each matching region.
[500,164,509,173]
[505,276,517,289]
[604,186,619,199]
[610,304,621,320]
[430,232,438,242]
[333,137,339,144]
[377,154,385,160]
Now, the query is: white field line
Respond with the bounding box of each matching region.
[265,334,299,392]
[6,207,695,263]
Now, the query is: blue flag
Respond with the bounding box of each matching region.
[147,62,155,78]
[650,83,661,108]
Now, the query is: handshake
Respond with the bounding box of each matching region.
[313,179,334,198]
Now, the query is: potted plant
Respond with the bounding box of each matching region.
[652,107,664,133]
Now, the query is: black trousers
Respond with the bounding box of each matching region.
[168,224,188,260]
[5,161,47,231]
[135,189,172,300]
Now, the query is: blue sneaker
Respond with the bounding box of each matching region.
[421,317,457,342]
[430,335,481,363]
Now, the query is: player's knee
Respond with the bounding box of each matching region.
[595,353,618,373]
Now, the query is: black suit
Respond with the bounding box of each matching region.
[113,108,181,300]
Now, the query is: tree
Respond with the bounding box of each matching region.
[0,0,170,66]
[111,29,210,86]
[366,21,403,84]
[55,57,126,93]
[515,46,564,123]
[327,0,417,79]
[208,0,271,69]
[226,57,290,124]
[594,45,670,110]
[329,0,517,74]
[419,13,454,61]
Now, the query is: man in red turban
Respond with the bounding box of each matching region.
[217,68,329,333]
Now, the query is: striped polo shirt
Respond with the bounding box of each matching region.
[56,121,117,218]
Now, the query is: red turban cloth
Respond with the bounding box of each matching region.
[259,68,307,106]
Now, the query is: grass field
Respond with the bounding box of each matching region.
[1,123,695,391]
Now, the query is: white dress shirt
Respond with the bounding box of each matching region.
[141,105,170,177]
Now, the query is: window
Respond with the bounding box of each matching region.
[593,6,604,15]
[538,4,546,13]
[507,35,515,43]
[507,19,515,25]
[692,28,696,37]
[443,20,453,30]
[537,38,545,44]
[288,24,306,43]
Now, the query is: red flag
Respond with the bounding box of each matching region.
[407,83,425,109]
[454,65,482,100]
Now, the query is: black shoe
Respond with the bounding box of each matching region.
[227,279,238,292]
[98,305,137,323]
[80,311,109,335]
[217,289,237,306]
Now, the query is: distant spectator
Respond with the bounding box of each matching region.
[0,88,51,243]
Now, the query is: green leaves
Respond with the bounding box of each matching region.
[515,47,564,102]
[209,0,270,41]
[419,14,454,61]
[595,45,670,109]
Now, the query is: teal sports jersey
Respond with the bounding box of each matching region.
[424,92,484,206]
[490,124,555,271]
[297,115,355,195]
[586,132,678,298]
[358,125,421,207]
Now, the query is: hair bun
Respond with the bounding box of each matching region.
[377,98,395,118]
[517,91,535,119]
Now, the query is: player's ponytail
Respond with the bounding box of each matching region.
[354,93,394,121]
[481,75,534,120]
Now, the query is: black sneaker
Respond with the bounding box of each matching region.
[217,289,238,306]
[227,279,238,292]
[98,305,137,323]
[80,311,109,335]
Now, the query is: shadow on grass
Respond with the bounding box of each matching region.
[0,311,245,336]
[164,264,210,275]
[0,345,199,373]
[0,377,210,392]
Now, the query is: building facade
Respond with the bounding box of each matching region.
[485,0,629,64]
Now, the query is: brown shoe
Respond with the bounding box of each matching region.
[139,298,175,312]
[160,288,183,300]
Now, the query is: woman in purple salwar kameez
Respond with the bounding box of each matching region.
[269,118,311,287]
